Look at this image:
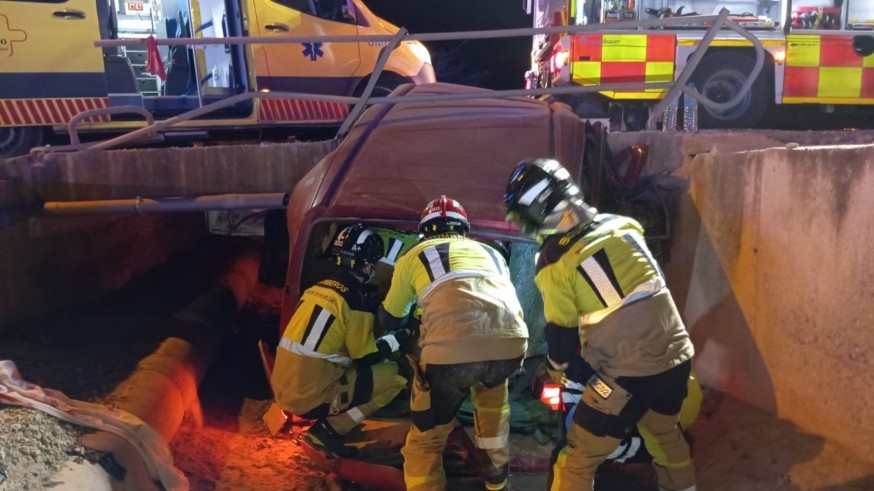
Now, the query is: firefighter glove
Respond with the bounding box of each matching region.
[546,355,568,385]
[379,328,411,353]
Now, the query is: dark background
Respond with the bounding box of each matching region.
[365,0,534,89]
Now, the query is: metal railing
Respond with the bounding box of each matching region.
[33,7,764,155]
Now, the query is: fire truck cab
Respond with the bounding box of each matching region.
[527,0,874,129]
[0,0,434,158]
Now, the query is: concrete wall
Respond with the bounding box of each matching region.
[666,142,874,462]
[1,140,338,204]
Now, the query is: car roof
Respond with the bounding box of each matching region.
[309,83,586,236]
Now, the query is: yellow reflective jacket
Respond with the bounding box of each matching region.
[271,270,379,414]
[536,214,693,377]
[382,234,528,365]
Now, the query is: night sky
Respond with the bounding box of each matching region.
[364,0,533,90]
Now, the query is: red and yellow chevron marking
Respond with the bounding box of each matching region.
[783,34,874,104]
[0,98,110,126]
[570,34,676,100]
[260,99,350,123]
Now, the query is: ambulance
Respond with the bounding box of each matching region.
[526,0,874,129]
[0,0,434,158]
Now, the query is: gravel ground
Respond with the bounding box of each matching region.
[0,407,84,491]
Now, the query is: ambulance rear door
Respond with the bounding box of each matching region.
[0,0,107,118]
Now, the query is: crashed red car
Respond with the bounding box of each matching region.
[279,82,586,328]
[261,82,587,488]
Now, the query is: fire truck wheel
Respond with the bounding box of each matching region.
[0,126,44,160]
[354,72,411,98]
[691,51,771,129]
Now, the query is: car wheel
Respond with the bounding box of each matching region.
[691,51,771,129]
[0,126,44,160]
[354,72,411,99]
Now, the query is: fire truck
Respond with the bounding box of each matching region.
[0,0,434,158]
[526,0,874,129]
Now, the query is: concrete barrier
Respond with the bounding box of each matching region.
[0,140,337,331]
[667,140,874,462]
[0,140,338,205]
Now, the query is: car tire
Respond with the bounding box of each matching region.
[690,51,771,129]
[0,126,44,160]
[354,72,411,99]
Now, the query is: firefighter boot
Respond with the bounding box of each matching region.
[637,409,695,491]
[485,466,509,491]
[302,420,359,458]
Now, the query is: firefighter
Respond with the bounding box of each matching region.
[378,196,529,491]
[559,360,703,465]
[504,159,696,491]
[270,223,409,458]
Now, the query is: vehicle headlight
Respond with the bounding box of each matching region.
[406,41,432,65]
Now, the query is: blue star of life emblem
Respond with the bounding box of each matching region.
[302,42,324,61]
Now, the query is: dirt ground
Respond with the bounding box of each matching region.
[2,243,873,491]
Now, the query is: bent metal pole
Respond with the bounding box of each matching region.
[41,193,289,216]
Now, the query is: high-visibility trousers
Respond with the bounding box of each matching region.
[300,361,407,435]
[402,357,521,491]
[550,360,696,491]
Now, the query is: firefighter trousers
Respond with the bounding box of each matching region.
[302,361,407,436]
[402,357,522,491]
[550,360,695,491]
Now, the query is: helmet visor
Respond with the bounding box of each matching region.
[505,209,541,239]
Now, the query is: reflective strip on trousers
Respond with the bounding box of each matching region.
[476,433,509,450]
[345,407,365,424]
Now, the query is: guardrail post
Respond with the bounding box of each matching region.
[337,28,408,139]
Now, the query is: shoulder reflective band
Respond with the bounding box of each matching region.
[380,237,406,266]
[579,276,665,326]
[480,243,509,277]
[784,34,874,103]
[621,231,664,278]
[570,34,676,100]
[417,241,503,301]
[418,242,451,282]
[301,306,335,351]
[577,249,624,308]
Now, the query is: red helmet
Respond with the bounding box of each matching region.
[419,195,469,235]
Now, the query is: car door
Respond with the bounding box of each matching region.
[248,0,361,95]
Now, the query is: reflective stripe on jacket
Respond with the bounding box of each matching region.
[271,270,378,414]
[382,234,528,365]
[535,214,693,377]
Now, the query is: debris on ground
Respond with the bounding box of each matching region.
[0,407,84,491]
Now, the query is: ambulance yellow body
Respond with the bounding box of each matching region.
[527,0,874,128]
[0,0,434,157]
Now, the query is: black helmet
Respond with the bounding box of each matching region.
[504,158,590,238]
[331,223,384,270]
